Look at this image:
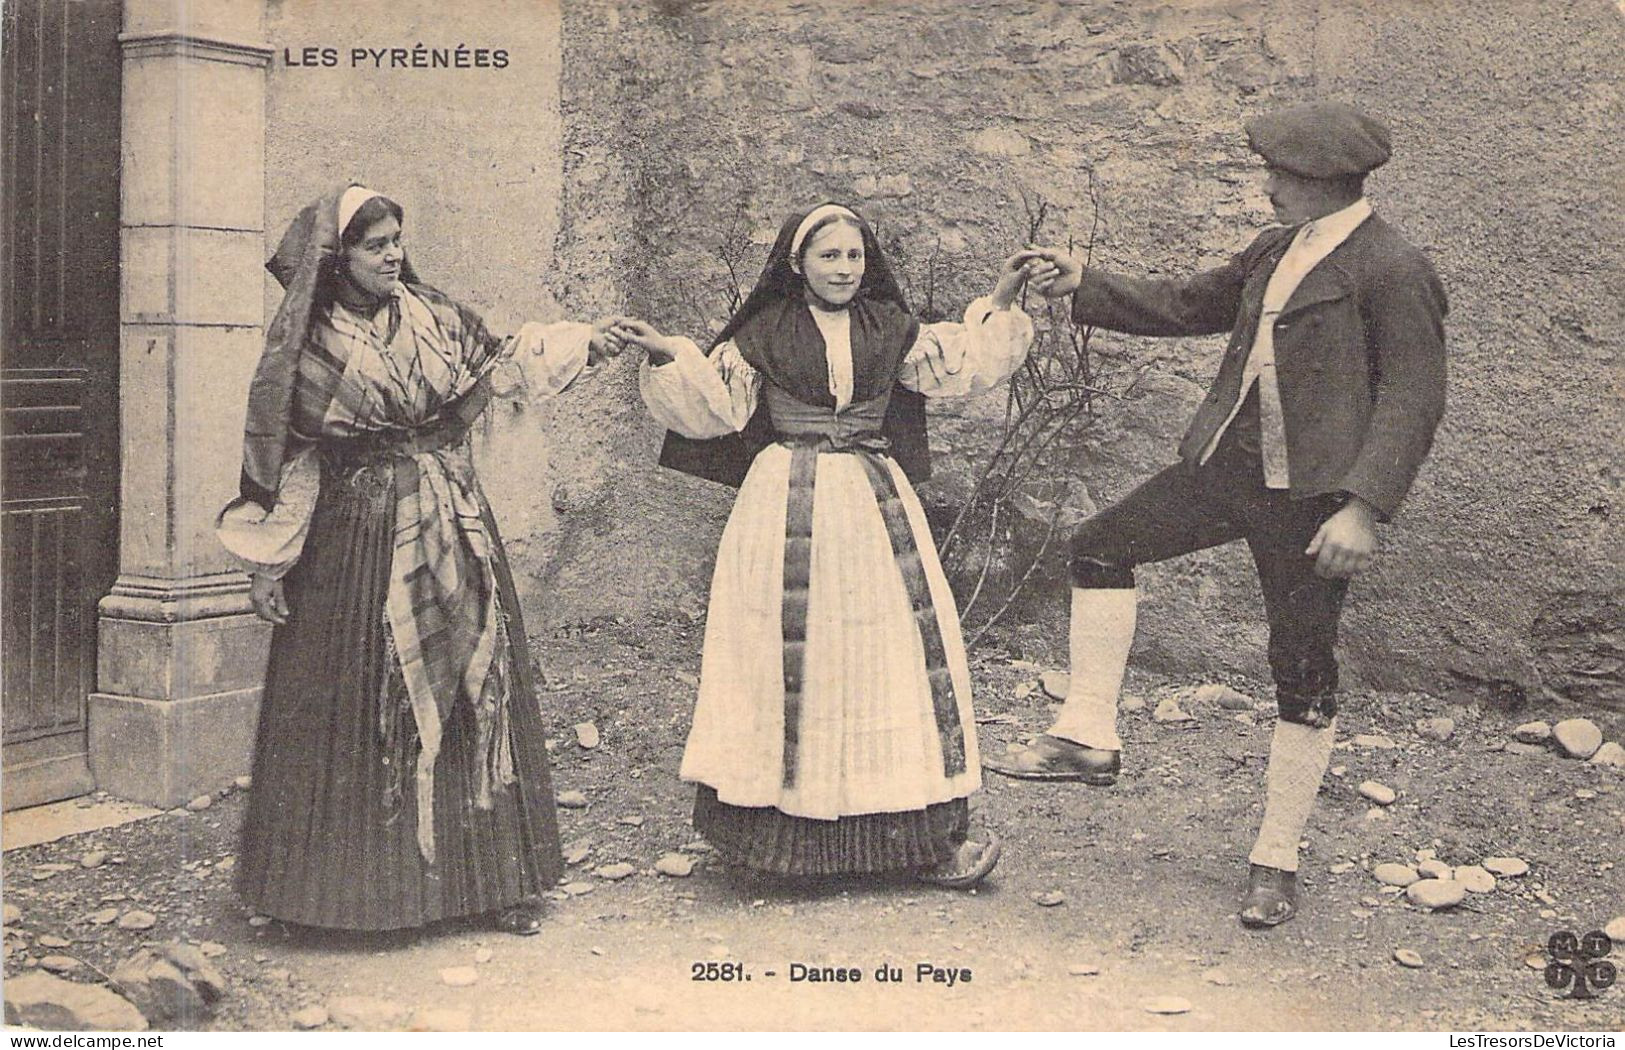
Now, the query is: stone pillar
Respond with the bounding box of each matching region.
[88,1,272,806]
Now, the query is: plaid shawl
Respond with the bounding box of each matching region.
[295,282,517,863]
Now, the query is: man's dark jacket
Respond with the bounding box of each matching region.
[1072,215,1447,519]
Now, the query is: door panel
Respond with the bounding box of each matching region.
[2,0,122,810]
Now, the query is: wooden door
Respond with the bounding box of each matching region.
[1,0,122,810]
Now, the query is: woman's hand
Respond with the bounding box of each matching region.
[612,318,684,367]
[589,315,633,366]
[1022,247,1085,299]
[250,573,290,626]
[990,251,1043,311]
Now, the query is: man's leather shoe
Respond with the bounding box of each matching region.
[1238,863,1298,929]
[982,734,1119,785]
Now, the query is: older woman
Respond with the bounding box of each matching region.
[620,203,1034,888]
[218,184,620,934]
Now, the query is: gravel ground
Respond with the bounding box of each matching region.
[4,614,1623,1031]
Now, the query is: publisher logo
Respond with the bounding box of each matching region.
[1544,930,1616,1000]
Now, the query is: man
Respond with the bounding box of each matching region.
[986,101,1448,928]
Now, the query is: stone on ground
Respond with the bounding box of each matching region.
[1406,879,1467,910]
[1454,866,1497,893]
[1393,948,1425,968]
[1359,781,1397,805]
[3,971,148,1031]
[117,910,157,931]
[80,851,108,869]
[1415,717,1455,742]
[439,966,478,988]
[1589,741,1625,768]
[1153,697,1195,723]
[1143,996,1192,1015]
[2,903,19,925]
[185,794,213,812]
[291,1005,329,1029]
[328,995,411,1031]
[563,841,591,865]
[1121,696,1147,713]
[1067,961,1101,976]
[1373,863,1420,887]
[1604,916,1625,942]
[1192,683,1255,710]
[1483,856,1529,877]
[39,955,80,973]
[557,790,588,808]
[1417,859,1453,880]
[1203,968,1234,986]
[1512,721,1551,744]
[560,881,595,896]
[573,722,600,750]
[90,908,119,925]
[595,862,637,880]
[1552,718,1602,759]
[234,775,253,790]
[655,853,695,877]
[1505,742,1549,756]
[113,949,213,1024]
[1353,734,1397,749]
[474,947,494,964]
[37,935,70,949]
[1031,890,1066,907]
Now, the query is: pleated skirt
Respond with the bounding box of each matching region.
[693,787,967,876]
[235,458,564,930]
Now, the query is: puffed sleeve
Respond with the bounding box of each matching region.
[215,446,320,580]
[639,339,761,439]
[900,296,1034,397]
[491,320,595,402]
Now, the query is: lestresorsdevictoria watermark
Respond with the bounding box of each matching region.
[283,45,509,70]
[1447,1038,1616,1048]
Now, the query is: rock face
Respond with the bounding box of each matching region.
[112,944,227,1025]
[4,972,148,1031]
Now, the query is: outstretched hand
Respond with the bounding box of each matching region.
[1022,247,1085,299]
[611,318,684,366]
[991,251,1043,310]
[589,315,636,366]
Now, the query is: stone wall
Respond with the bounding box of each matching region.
[257,0,1623,711]
[540,0,1622,710]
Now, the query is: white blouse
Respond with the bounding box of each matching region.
[641,296,1033,439]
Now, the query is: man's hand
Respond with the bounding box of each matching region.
[1305,498,1379,578]
[1022,247,1085,299]
[250,573,290,625]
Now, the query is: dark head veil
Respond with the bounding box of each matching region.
[657,201,931,487]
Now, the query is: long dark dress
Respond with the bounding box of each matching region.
[234,450,563,929]
[222,277,590,929]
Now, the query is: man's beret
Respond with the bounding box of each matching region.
[1245,101,1391,179]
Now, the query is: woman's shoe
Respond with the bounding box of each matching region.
[916,832,1002,890]
[492,898,546,936]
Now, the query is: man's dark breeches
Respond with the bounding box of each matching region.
[1068,406,1346,728]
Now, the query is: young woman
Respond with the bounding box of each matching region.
[620,202,1035,888]
[218,183,622,933]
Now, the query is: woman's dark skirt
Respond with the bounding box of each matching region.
[235,459,564,930]
[693,786,968,877]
